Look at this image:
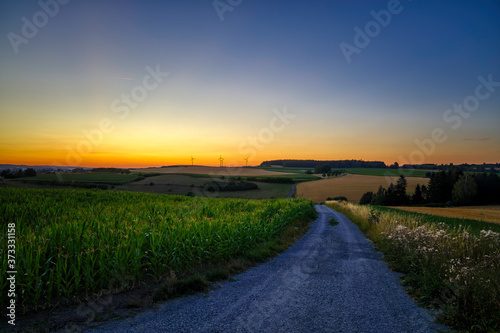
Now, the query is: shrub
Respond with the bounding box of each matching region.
[327,196,348,202]
[359,191,374,205]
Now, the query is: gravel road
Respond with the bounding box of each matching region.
[86,205,445,333]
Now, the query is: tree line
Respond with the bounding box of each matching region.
[260,159,386,168]
[0,168,37,179]
[360,168,500,206]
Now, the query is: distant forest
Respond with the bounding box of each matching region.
[360,168,500,206]
[260,159,386,168]
[260,159,500,172]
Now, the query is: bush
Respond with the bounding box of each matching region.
[203,181,259,192]
[314,164,331,174]
[359,191,374,205]
[245,177,294,184]
[327,196,348,202]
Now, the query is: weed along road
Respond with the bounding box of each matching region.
[86,206,444,333]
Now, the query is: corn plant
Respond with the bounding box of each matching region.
[0,187,314,313]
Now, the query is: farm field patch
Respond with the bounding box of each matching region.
[335,168,431,178]
[131,166,294,176]
[390,205,500,224]
[0,187,315,314]
[17,173,138,185]
[297,174,427,204]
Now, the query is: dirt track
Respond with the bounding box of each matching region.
[86,205,443,333]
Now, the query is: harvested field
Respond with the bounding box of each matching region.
[391,206,500,224]
[131,166,294,176]
[296,174,426,204]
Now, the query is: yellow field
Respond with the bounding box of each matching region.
[391,206,500,224]
[296,174,427,204]
[131,166,293,176]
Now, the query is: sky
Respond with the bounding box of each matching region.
[0,0,499,168]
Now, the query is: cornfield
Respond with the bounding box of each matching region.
[0,187,314,312]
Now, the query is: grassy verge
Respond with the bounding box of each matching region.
[327,201,500,332]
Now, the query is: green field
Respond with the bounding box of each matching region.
[19,173,139,185]
[373,206,500,235]
[255,166,314,173]
[0,187,315,312]
[256,166,431,178]
[335,168,431,178]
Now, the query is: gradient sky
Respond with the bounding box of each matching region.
[1,0,499,168]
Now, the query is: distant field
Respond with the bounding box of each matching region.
[390,205,500,224]
[334,168,431,178]
[118,174,293,199]
[297,174,427,204]
[131,166,294,176]
[18,173,138,185]
[256,166,314,173]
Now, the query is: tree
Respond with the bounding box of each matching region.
[421,184,429,203]
[394,175,409,205]
[411,184,424,205]
[452,174,477,206]
[360,191,374,205]
[370,186,387,205]
[390,162,399,169]
[386,183,397,206]
[314,164,331,174]
[24,168,37,177]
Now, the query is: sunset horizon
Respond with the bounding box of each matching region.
[1,1,499,169]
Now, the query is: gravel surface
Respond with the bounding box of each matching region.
[86,205,446,333]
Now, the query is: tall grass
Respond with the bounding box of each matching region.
[328,201,500,332]
[0,187,315,313]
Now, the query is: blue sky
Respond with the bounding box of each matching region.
[1,0,499,167]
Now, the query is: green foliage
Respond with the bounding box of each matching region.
[91,168,130,174]
[336,168,430,178]
[245,177,294,184]
[411,184,424,205]
[367,208,380,225]
[20,173,138,185]
[359,191,374,205]
[203,181,259,192]
[327,196,348,202]
[452,174,477,206]
[314,164,331,174]
[328,217,339,226]
[0,168,37,179]
[0,187,315,313]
